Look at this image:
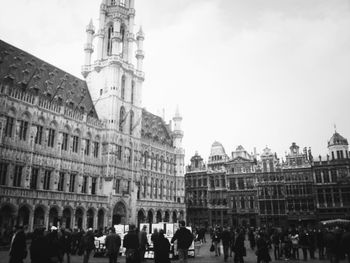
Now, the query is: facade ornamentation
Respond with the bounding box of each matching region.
[0,0,185,232]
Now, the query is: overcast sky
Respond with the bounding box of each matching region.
[1,0,350,164]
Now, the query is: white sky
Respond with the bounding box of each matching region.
[1,0,350,164]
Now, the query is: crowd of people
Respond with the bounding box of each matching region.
[6,221,350,263]
[192,224,350,263]
[6,220,194,263]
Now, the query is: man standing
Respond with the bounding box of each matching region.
[59,227,72,263]
[105,227,121,263]
[123,224,140,263]
[221,226,231,262]
[171,220,193,263]
[9,226,27,263]
[81,228,95,263]
[138,225,149,262]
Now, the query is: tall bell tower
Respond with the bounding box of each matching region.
[82,0,145,138]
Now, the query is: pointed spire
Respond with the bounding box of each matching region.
[86,19,95,33]
[137,26,145,39]
[175,105,181,118]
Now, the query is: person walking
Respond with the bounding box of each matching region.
[9,226,27,263]
[59,227,72,263]
[256,232,271,263]
[47,226,62,263]
[211,227,222,257]
[299,229,309,261]
[171,220,193,263]
[81,228,95,263]
[290,231,299,260]
[221,226,231,262]
[105,227,121,263]
[30,227,49,263]
[233,229,245,263]
[138,225,148,262]
[123,224,139,263]
[271,229,280,260]
[229,227,236,258]
[317,229,325,260]
[154,229,170,263]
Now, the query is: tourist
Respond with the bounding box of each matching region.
[271,229,280,260]
[30,227,49,263]
[59,227,72,263]
[171,220,193,263]
[9,225,27,263]
[256,231,271,263]
[290,230,299,260]
[211,227,221,257]
[138,225,148,262]
[299,229,309,261]
[47,226,62,263]
[317,228,325,260]
[154,229,170,263]
[341,226,350,263]
[123,224,139,263]
[81,228,95,263]
[105,227,121,263]
[221,226,231,262]
[233,229,246,263]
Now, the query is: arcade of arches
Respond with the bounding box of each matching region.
[137,209,185,226]
[0,204,107,231]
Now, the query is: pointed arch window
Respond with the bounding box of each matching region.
[129,110,134,135]
[107,25,114,56]
[121,75,126,100]
[119,106,125,132]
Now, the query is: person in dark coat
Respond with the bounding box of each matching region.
[47,226,62,263]
[123,224,140,263]
[233,229,245,263]
[154,229,170,263]
[105,227,121,263]
[138,225,148,263]
[341,227,350,263]
[59,227,72,263]
[211,227,222,257]
[30,227,49,263]
[299,229,309,261]
[256,232,271,263]
[81,228,95,263]
[229,227,236,257]
[9,226,27,263]
[317,229,325,260]
[171,220,193,263]
[221,226,231,262]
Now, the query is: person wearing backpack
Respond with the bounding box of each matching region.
[171,220,193,263]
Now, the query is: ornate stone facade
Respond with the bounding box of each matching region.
[0,0,185,233]
[185,134,350,228]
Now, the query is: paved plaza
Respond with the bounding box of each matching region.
[0,235,349,263]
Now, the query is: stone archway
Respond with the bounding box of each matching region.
[147,210,153,224]
[75,208,84,229]
[0,204,16,230]
[112,202,127,225]
[87,208,94,229]
[172,211,178,223]
[156,210,162,223]
[17,206,30,227]
[137,209,146,226]
[97,209,104,230]
[62,208,72,229]
[164,210,170,223]
[49,207,59,227]
[33,206,45,228]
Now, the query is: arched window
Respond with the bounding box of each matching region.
[121,75,125,100]
[120,25,126,55]
[160,180,164,199]
[131,81,135,104]
[129,110,134,135]
[119,106,125,132]
[144,152,148,168]
[150,178,154,198]
[107,25,113,56]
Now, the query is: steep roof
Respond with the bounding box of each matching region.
[328,132,348,147]
[141,109,173,147]
[0,39,97,118]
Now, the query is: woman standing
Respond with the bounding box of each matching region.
[233,229,246,263]
[256,232,271,263]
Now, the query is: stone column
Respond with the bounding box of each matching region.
[82,210,87,230]
[71,209,76,229]
[44,210,49,230]
[28,209,34,232]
